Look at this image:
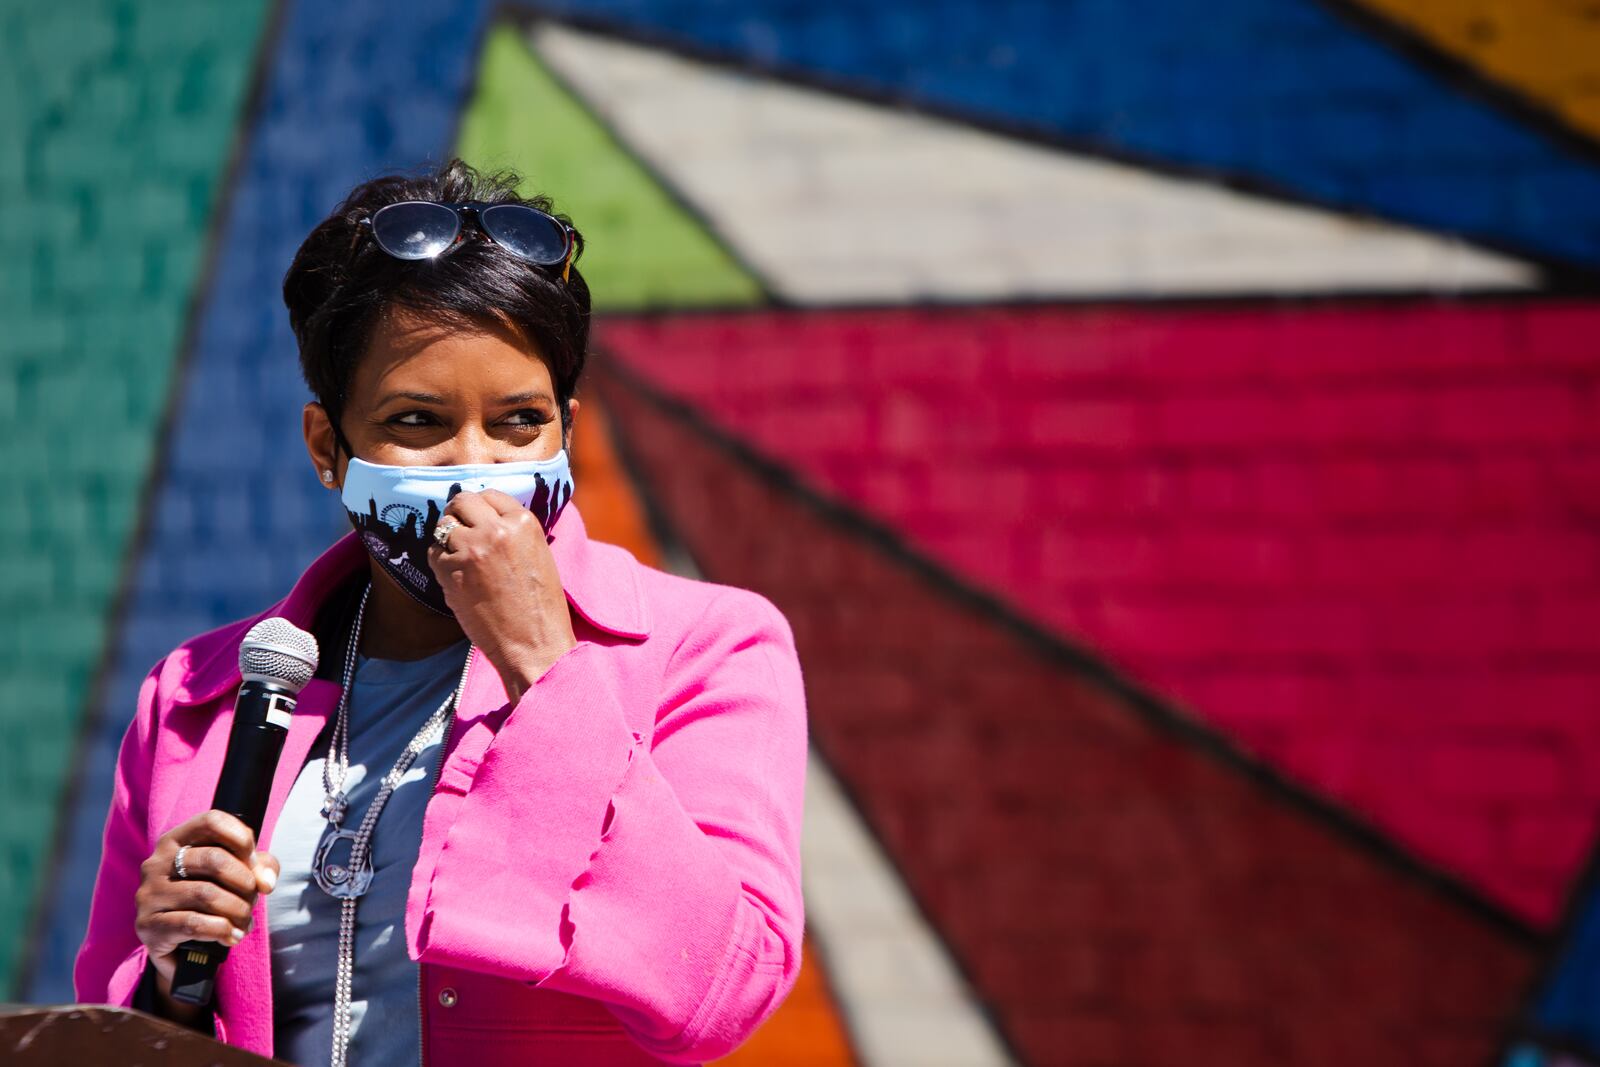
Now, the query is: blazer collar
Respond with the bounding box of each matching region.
[174,501,650,707]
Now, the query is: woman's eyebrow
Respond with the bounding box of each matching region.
[497,390,553,405]
[375,390,449,406]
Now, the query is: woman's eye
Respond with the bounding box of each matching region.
[505,409,551,428]
[391,411,437,427]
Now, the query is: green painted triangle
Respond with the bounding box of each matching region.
[456,23,765,311]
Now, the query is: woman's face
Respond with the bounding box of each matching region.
[304,305,576,485]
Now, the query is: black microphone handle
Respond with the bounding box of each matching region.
[168,680,296,1007]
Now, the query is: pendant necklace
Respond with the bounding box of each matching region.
[310,581,474,1067]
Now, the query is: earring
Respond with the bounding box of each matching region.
[321,469,334,484]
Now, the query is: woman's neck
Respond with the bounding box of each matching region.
[357,560,467,660]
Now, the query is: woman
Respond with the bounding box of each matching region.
[73,159,809,1066]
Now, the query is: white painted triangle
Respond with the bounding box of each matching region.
[529,21,1536,302]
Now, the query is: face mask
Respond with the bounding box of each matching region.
[340,452,574,616]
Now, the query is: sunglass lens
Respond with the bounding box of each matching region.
[371,202,460,259]
[480,205,568,265]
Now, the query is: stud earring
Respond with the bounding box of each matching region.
[321,469,334,484]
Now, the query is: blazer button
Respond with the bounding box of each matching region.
[438,987,458,1008]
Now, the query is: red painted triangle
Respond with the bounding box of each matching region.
[599,365,1534,1066]
[598,300,1600,924]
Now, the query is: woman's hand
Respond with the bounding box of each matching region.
[135,810,279,1019]
[427,489,577,702]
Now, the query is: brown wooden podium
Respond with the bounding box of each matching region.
[1,1003,285,1065]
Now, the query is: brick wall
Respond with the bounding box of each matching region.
[0,0,269,990]
[600,362,1538,1067]
[596,300,1600,927]
[531,0,1600,272]
[12,1,1600,1062]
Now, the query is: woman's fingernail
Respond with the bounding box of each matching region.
[229,927,246,945]
[260,867,277,892]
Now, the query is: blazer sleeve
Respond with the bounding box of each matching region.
[74,658,226,1041]
[410,587,809,1063]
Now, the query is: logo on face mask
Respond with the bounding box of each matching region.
[340,453,575,616]
[380,502,423,530]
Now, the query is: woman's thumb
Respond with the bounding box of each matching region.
[253,850,281,893]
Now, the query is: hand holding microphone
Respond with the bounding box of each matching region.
[132,617,318,1015]
[135,810,279,1018]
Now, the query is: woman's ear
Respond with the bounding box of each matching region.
[303,402,342,489]
[562,397,580,451]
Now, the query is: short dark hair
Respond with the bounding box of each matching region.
[282,157,590,454]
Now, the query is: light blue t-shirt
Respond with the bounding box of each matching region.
[267,636,470,1067]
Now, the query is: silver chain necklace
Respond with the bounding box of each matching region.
[310,582,474,1067]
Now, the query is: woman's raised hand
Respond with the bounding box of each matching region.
[134,809,279,1013]
[427,488,577,703]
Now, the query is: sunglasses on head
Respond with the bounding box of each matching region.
[355,200,580,282]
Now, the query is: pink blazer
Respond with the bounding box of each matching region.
[73,502,809,1065]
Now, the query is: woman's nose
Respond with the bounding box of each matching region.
[440,426,504,466]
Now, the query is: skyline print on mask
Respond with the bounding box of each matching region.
[340,453,575,616]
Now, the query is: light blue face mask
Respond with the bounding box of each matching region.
[339,451,574,615]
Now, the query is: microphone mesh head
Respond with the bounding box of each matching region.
[239,618,319,693]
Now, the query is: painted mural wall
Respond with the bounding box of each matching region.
[5,2,1600,1065]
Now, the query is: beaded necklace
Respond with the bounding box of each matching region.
[309,582,473,1067]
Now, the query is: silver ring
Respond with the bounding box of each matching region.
[172,844,192,881]
[433,518,460,549]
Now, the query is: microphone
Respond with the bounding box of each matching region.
[169,617,319,1007]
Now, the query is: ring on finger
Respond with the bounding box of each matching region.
[173,844,192,881]
[433,518,461,549]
